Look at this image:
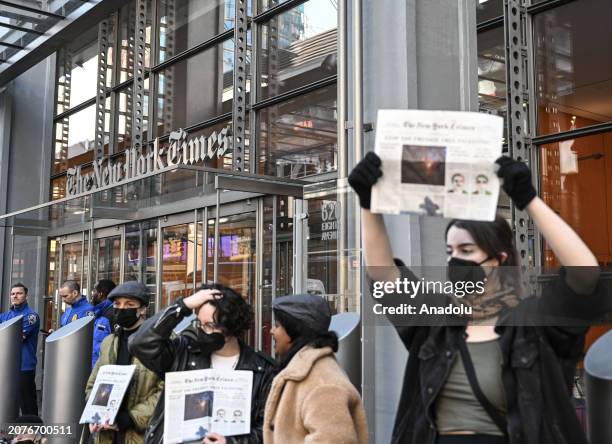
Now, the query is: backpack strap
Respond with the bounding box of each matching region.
[457,338,508,435]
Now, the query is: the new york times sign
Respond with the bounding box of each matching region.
[66,127,231,196]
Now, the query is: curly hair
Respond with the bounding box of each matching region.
[200,283,253,337]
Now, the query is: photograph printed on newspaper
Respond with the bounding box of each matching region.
[80,364,137,426]
[370,110,504,221]
[163,369,253,443]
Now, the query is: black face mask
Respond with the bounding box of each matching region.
[113,308,140,328]
[447,256,490,287]
[15,441,36,444]
[193,323,226,353]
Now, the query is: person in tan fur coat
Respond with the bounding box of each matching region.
[263,294,368,443]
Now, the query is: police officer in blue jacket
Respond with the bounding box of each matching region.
[90,279,115,368]
[0,283,40,415]
[59,280,94,327]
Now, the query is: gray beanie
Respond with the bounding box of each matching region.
[108,281,150,306]
[272,294,331,333]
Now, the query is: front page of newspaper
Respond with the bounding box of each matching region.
[371,110,504,221]
[80,364,137,425]
[164,369,253,443]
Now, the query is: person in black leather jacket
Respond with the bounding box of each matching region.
[128,283,277,444]
[349,153,608,444]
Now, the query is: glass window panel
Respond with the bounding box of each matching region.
[55,29,99,114]
[53,104,97,175]
[535,0,612,135]
[117,87,133,151]
[117,0,153,84]
[161,223,197,307]
[51,175,67,200]
[306,197,338,310]
[478,27,507,141]
[207,212,257,345]
[125,221,158,311]
[257,0,291,12]
[258,0,337,100]
[539,130,612,266]
[158,0,237,63]
[93,236,122,284]
[156,39,234,135]
[258,84,337,178]
[476,0,503,23]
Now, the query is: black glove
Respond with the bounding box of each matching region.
[348,152,383,209]
[495,156,537,210]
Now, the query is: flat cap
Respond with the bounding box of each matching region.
[272,294,331,333]
[108,281,150,306]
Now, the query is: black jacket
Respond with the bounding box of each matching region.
[128,302,277,444]
[379,263,608,444]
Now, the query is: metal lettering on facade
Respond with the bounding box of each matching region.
[66,127,231,196]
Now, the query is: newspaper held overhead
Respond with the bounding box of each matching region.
[164,369,253,443]
[371,110,504,221]
[80,365,137,425]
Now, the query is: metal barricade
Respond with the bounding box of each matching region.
[330,312,361,391]
[0,316,22,426]
[585,330,612,444]
[42,316,93,443]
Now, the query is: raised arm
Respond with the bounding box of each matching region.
[348,152,400,282]
[496,157,600,293]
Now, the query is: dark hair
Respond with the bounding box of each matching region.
[62,280,80,293]
[273,309,338,368]
[200,283,253,337]
[445,215,518,266]
[451,173,464,181]
[95,279,116,297]
[11,283,28,294]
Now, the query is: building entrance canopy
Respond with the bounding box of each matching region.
[0,0,132,86]
[0,164,307,236]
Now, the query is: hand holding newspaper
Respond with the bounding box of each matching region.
[163,369,253,443]
[371,110,504,221]
[80,365,137,426]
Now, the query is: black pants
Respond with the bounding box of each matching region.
[437,435,508,444]
[19,370,38,415]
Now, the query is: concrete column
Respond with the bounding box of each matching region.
[360,1,477,442]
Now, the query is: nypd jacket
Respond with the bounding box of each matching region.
[92,299,113,368]
[60,296,94,327]
[128,301,277,444]
[378,263,609,444]
[0,303,39,371]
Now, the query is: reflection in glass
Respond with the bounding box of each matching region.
[535,0,612,135]
[61,241,83,286]
[539,131,612,266]
[53,105,96,174]
[157,39,234,135]
[118,0,153,83]
[93,236,122,285]
[258,85,337,177]
[478,27,507,139]
[55,30,99,114]
[125,221,158,310]
[258,0,337,99]
[161,223,198,307]
[306,197,339,311]
[207,212,256,345]
[261,196,293,355]
[476,0,503,23]
[158,0,236,63]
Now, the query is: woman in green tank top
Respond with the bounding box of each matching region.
[349,153,605,444]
